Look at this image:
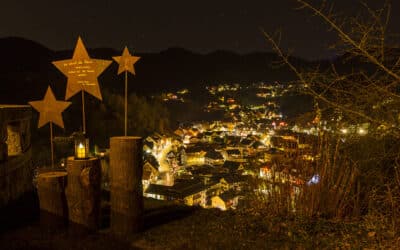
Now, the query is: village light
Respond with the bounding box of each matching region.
[307,174,320,186]
[358,128,367,135]
[74,132,89,159]
[340,128,348,134]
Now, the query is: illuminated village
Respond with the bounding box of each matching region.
[138,82,304,210]
[1,1,400,249]
[103,81,365,211]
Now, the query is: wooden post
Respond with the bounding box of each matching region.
[50,122,54,168]
[124,70,128,136]
[110,136,143,235]
[65,156,101,229]
[81,91,86,134]
[37,171,68,218]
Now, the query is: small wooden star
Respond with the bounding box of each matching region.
[29,86,71,128]
[52,36,112,100]
[113,46,140,75]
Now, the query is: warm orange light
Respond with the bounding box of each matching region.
[74,133,89,159]
[76,143,85,158]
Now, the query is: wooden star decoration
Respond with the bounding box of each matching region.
[52,36,112,100]
[29,86,71,129]
[113,46,140,75]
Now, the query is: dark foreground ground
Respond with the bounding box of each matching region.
[1,192,399,249]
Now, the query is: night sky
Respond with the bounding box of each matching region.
[1,0,399,60]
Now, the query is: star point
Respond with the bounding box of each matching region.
[29,86,71,129]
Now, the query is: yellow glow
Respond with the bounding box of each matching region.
[76,142,86,158]
[358,128,367,135]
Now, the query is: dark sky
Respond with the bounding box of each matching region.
[1,0,399,60]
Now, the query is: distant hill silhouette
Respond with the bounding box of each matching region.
[0,37,54,72]
[2,36,394,104]
[0,37,308,104]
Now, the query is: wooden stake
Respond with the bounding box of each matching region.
[82,91,86,134]
[125,70,128,136]
[50,122,54,168]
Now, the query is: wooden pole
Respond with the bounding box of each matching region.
[124,70,128,136]
[50,122,54,168]
[110,136,143,235]
[82,91,86,134]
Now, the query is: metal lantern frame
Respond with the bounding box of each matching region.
[74,132,89,159]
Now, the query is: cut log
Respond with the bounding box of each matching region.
[37,171,68,218]
[110,136,143,235]
[65,156,101,230]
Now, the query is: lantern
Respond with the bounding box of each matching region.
[74,132,89,159]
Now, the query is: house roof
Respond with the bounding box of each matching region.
[143,140,154,149]
[143,155,160,169]
[213,137,225,144]
[163,131,182,140]
[251,141,265,149]
[226,149,241,155]
[219,190,238,201]
[185,146,208,154]
[226,136,241,146]
[214,173,246,184]
[205,150,224,160]
[145,178,210,199]
[226,136,241,144]
[150,132,162,140]
[212,131,224,136]
[190,165,215,176]
[174,129,184,137]
[266,147,284,155]
[222,161,243,171]
[240,138,254,146]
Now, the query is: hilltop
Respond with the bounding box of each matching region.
[2,36,391,106]
[0,36,309,104]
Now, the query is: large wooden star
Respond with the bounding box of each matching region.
[113,46,140,75]
[52,37,112,100]
[29,86,71,129]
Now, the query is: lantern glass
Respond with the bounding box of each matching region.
[74,133,89,159]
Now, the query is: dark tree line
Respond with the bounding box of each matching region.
[86,90,171,147]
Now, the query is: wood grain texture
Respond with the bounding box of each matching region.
[65,157,101,229]
[109,136,143,235]
[37,171,68,218]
